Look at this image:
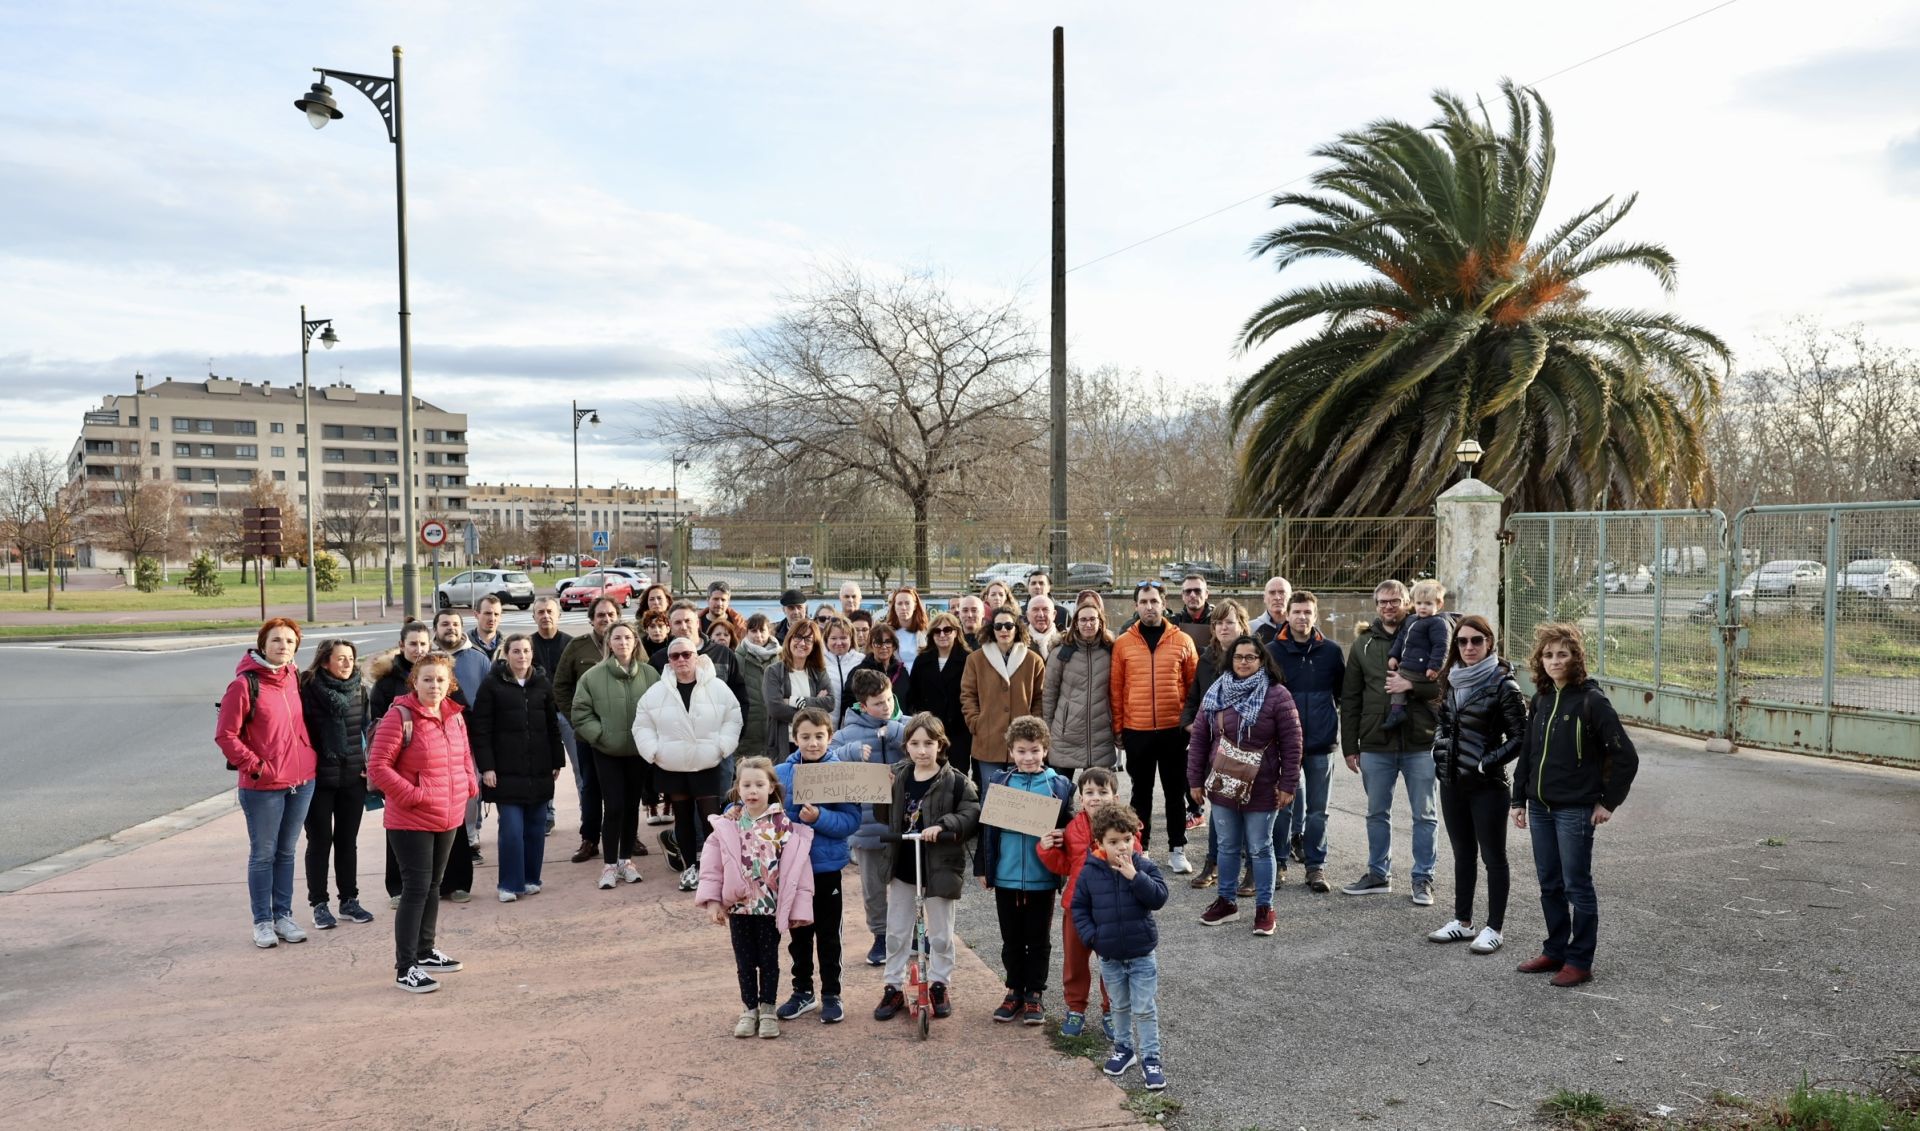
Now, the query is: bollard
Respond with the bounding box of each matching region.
[353,596,359,620]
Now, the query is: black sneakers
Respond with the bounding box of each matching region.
[415,949,462,973]
[396,966,439,994]
[873,986,906,1021]
[930,982,951,1018]
[992,991,1021,1023]
[660,829,686,872]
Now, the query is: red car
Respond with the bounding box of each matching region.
[557,570,635,611]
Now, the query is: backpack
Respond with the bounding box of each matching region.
[216,671,263,768]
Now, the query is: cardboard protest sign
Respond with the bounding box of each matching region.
[791,760,894,805]
[980,783,1061,838]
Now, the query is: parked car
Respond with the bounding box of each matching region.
[554,566,650,595]
[614,556,638,568]
[1842,558,1920,600]
[1065,561,1114,592]
[1689,582,1755,623]
[435,569,536,611]
[1231,558,1272,585]
[557,571,636,612]
[973,562,1041,594]
[1603,563,1654,594]
[786,556,814,583]
[1751,559,1826,596]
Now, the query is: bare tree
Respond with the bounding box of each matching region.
[0,457,37,591]
[88,455,188,570]
[528,505,568,567]
[320,494,382,581]
[660,266,1047,587]
[3,450,94,609]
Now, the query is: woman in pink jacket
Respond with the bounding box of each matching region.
[215,617,319,951]
[367,652,479,994]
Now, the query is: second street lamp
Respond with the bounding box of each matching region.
[366,482,394,608]
[300,306,338,622]
[572,401,599,569]
[294,46,420,619]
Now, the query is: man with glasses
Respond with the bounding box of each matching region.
[1110,580,1200,872]
[1169,573,1215,650]
[1247,576,1293,648]
[1267,590,1344,892]
[1337,579,1441,904]
[554,596,623,863]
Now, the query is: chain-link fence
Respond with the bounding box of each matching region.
[667,513,1433,598]
[1506,502,1920,763]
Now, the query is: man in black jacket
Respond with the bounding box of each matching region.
[530,595,573,836]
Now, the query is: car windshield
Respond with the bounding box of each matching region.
[1846,560,1888,573]
[505,572,530,583]
[579,573,607,586]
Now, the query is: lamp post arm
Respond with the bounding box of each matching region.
[313,67,399,143]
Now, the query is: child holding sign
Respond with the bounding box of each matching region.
[1071,803,1170,1091]
[835,669,907,968]
[696,757,815,1040]
[1037,767,1136,1039]
[872,713,980,1023]
[771,708,861,1024]
[977,716,1075,1025]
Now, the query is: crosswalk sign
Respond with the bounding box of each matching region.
[591,530,610,552]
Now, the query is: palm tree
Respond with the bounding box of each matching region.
[1231,81,1730,517]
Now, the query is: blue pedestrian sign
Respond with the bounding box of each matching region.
[591,530,610,553]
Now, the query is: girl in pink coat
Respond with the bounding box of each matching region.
[697,756,816,1039]
[367,653,479,994]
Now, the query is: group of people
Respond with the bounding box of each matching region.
[212,567,1639,1078]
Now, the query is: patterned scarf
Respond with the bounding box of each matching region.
[1200,669,1270,744]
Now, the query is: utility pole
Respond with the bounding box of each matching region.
[1048,26,1070,582]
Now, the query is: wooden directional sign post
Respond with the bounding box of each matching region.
[242,507,283,620]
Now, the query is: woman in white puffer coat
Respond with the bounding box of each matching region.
[634,640,743,890]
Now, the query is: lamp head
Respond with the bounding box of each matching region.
[318,325,339,350]
[589,412,601,428]
[295,82,343,129]
[1454,438,1484,469]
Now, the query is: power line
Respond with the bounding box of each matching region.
[1065,0,1746,275]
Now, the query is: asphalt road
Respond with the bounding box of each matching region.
[0,608,573,873]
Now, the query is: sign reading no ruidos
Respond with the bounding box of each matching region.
[791,761,894,805]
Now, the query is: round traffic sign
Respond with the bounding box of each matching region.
[419,519,448,547]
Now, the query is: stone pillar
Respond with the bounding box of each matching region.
[1435,477,1505,638]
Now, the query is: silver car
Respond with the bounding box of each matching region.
[436,569,536,611]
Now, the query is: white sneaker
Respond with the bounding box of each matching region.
[252,922,277,948]
[646,810,674,827]
[272,915,308,943]
[598,865,618,890]
[1426,918,1474,943]
[620,860,643,884]
[1469,926,1504,954]
[498,889,518,903]
[1167,848,1193,875]
[522,882,542,895]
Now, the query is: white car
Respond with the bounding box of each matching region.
[1842,558,1920,600]
[436,569,536,611]
[1751,560,1825,596]
[786,556,814,582]
[973,562,1041,594]
[1603,564,1653,594]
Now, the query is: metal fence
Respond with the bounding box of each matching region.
[1505,502,1920,764]
[665,513,1433,598]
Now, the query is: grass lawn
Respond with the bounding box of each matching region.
[0,619,267,638]
[0,570,574,613]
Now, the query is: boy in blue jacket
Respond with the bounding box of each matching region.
[977,716,1075,1026]
[832,669,907,968]
[1071,802,1170,1091]
[771,706,861,1024]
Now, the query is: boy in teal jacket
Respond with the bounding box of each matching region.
[977,715,1074,1026]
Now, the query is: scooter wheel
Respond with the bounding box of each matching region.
[917,1008,931,1040]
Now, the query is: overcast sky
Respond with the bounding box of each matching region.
[3,0,1918,500]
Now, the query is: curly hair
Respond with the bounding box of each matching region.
[1526,621,1589,689]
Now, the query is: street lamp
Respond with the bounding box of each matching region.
[670,454,691,591]
[1454,438,1485,479]
[294,46,421,619]
[299,306,338,621]
[572,400,599,568]
[366,483,394,608]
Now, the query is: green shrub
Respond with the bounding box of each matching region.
[133,556,163,593]
[184,551,224,597]
[314,551,341,593]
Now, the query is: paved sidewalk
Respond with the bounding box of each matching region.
[0,793,1131,1130]
[0,597,408,627]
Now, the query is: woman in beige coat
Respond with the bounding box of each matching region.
[1042,601,1116,774]
[960,607,1046,787]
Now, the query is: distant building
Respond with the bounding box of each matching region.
[465,482,679,563]
[67,371,469,569]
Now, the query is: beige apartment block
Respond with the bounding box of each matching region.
[67,371,469,569]
[466,482,680,563]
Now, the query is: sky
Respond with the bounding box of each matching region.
[3,0,1919,502]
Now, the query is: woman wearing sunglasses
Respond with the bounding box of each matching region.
[1425,614,1527,955]
[907,611,974,777]
[960,609,1046,789]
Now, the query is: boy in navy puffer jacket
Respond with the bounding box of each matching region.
[772,707,862,1024]
[1071,802,1171,1091]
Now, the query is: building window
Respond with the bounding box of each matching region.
[273,470,286,481]
[270,446,285,458]
[324,449,345,462]
[298,471,306,482]
[150,417,159,431]
[197,420,213,433]
[323,424,345,439]
[174,467,193,481]
[362,426,378,439]
[150,442,160,456]
[200,469,217,482]
[271,422,284,434]
[235,469,254,482]
[380,427,398,440]
[151,467,161,479]
[173,418,189,432]
[201,492,218,506]
[196,445,213,458]
[423,429,439,443]
[234,421,256,435]
[175,443,190,457]
[235,445,257,458]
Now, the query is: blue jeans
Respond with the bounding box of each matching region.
[1528,802,1599,967]
[1212,807,1276,906]
[1100,953,1161,1060]
[495,802,549,895]
[238,781,314,924]
[1360,750,1437,884]
[1275,751,1332,868]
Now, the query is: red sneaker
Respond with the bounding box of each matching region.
[1252,906,1276,936]
[1199,898,1239,926]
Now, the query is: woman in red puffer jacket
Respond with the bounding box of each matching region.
[216,618,320,951]
[367,652,479,994]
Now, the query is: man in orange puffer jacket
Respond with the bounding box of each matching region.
[1109,581,1199,871]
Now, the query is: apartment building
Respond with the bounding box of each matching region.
[465,482,680,560]
[68,371,469,568]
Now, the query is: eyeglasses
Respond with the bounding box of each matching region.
[992,622,1018,632]
[1232,651,1263,663]
[668,651,697,661]
[1182,587,1204,595]
[1456,634,1487,646]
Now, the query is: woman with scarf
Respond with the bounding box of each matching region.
[301,639,374,930]
[959,607,1046,789]
[1185,634,1302,938]
[734,614,781,762]
[1426,614,1528,955]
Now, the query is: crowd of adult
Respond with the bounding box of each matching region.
[214,567,1637,994]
